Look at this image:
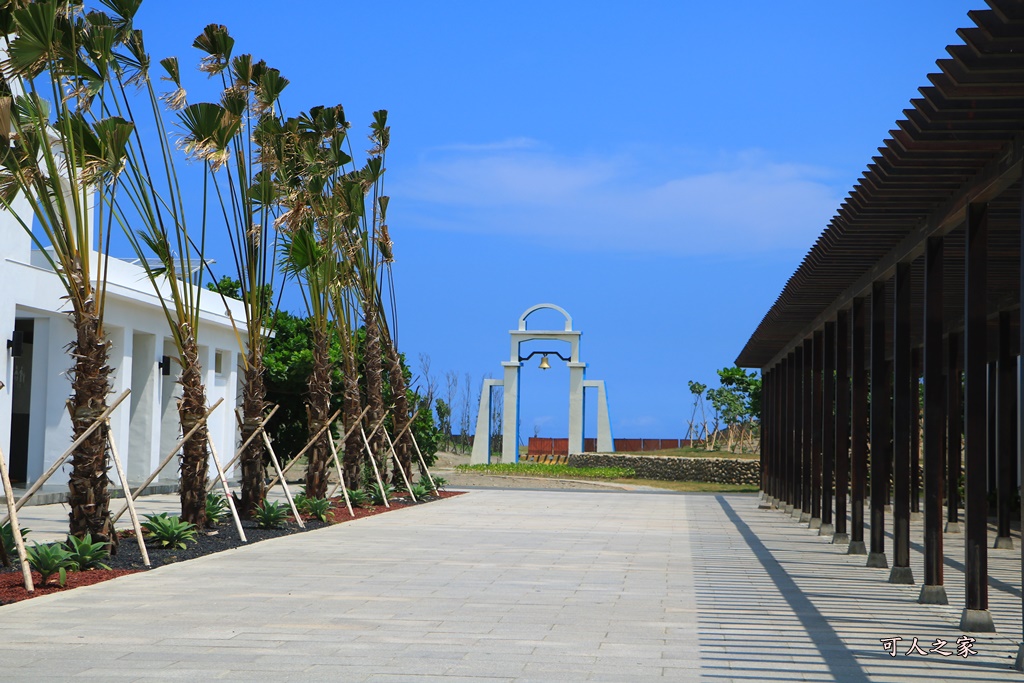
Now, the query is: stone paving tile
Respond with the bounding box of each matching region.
[1,489,1022,681]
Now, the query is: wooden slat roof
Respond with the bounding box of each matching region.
[736,0,1024,370]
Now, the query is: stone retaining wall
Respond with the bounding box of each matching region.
[567,453,760,485]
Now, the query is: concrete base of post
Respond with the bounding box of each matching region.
[791,507,802,519]
[994,535,1014,549]
[888,566,914,584]
[758,500,772,509]
[847,540,867,555]
[798,511,811,523]
[884,504,892,513]
[945,521,961,533]
[959,608,995,633]
[808,517,821,529]
[866,552,888,568]
[831,532,849,545]
[918,585,948,605]
[910,511,923,522]
[1015,643,1024,672]
[818,523,834,537]
[784,504,794,515]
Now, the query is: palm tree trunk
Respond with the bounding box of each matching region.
[385,341,411,488]
[178,325,210,528]
[364,310,386,484]
[238,349,267,518]
[304,324,332,498]
[342,346,363,487]
[67,297,115,546]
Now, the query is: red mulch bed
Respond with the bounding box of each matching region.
[0,568,142,604]
[0,490,465,606]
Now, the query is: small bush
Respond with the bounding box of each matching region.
[369,483,395,506]
[429,476,447,491]
[301,497,331,522]
[26,542,74,586]
[1,521,30,557]
[205,493,228,527]
[254,501,287,529]
[142,513,198,550]
[345,488,369,508]
[63,533,110,570]
[293,492,309,511]
[410,484,430,499]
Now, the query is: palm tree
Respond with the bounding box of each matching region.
[273,106,350,499]
[0,2,135,541]
[189,28,290,517]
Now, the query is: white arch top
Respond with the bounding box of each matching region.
[518,303,573,331]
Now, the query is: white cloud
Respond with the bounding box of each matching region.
[394,144,842,255]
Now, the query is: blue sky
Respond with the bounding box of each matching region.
[132,1,978,442]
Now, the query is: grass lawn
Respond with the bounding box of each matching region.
[615,478,759,493]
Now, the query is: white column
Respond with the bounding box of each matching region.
[586,380,614,452]
[568,362,587,455]
[501,361,520,464]
[470,379,501,465]
[107,326,132,486]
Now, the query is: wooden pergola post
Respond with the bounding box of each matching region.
[849,297,868,555]
[792,346,804,518]
[810,330,824,529]
[995,310,1016,550]
[800,338,813,523]
[910,348,922,519]
[783,355,794,513]
[961,201,994,632]
[833,309,850,545]
[820,321,836,537]
[889,262,913,584]
[868,280,890,569]
[920,235,947,604]
[946,331,962,534]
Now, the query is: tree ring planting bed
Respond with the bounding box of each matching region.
[0,490,464,606]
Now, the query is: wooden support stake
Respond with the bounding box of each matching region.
[106,427,150,567]
[207,404,281,492]
[361,427,390,508]
[261,430,304,529]
[408,430,440,494]
[111,399,224,524]
[1,389,131,525]
[0,443,32,591]
[265,408,342,489]
[206,435,247,542]
[382,427,416,502]
[326,432,354,518]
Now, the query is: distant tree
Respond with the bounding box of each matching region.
[435,399,452,451]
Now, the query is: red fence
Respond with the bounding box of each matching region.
[527,437,693,455]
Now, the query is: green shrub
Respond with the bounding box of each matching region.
[345,488,369,507]
[63,533,110,570]
[293,492,309,511]
[369,483,395,506]
[1,521,30,557]
[142,513,198,550]
[26,542,74,586]
[429,476,447,491]
[254,501,288,529]
[410,484,430,499]
[301,497,331,522]
[205,493,228,527]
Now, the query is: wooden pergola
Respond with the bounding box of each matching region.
[736,0,1024,660]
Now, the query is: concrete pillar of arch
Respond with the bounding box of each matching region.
[502,362,520,464]
[584,379,613,452]
[470,379,501,465]
[568,362,586,455]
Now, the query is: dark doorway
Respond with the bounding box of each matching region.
[9,318,34,484]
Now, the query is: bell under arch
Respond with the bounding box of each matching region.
[471,303,613,464]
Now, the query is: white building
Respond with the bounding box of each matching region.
[0,195,245,490]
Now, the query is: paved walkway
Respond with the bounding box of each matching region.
[1,489,1021,682]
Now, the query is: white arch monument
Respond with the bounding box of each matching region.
[470,303,613,464]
